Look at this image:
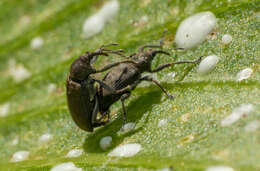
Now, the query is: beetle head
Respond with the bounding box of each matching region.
[69,52,107,81]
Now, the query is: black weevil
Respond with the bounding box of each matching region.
[66,43,135,132]
[97,34,202,126]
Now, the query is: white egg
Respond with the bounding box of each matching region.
[197,55,219,74]
[38,133,52,144]
[8,62,31,83]
[66,149,84,158]
[236,68,253,81]
[10,151,30,162]
[51,162,82,171]
[99,0,119,21]
[100,136,112,150]
[0,103,10,117]
[30,37,44,49]
[206,165,234,171]
[175,11,217,49]
[221,104,254,127]
[47,83,57,94]
[108,143,141,157]
[82,14,105,38]
[158,119,167,127]
[221,34,232,44]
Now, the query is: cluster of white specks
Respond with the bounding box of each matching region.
[47,83,57,94]
[221,104,254,127]
[197,55,219,74]
[236,68,253,81]
[206,165,234,171]
[175,11,217,49]
[11,137,19,146]
[0,103,10,117]
[30,37,44,49]
[66,149,84,158]
[158,119,168,127]
[108,143,141,157]
[10,151,30,162]
[221,34,232,45]
[38,133,52,144]
[51,162,82,171]
[100,136,113,150]
[8,59,31,83]
[244,120,260,132]
[82,0,119,38]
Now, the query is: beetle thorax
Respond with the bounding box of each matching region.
[69,58,94,81]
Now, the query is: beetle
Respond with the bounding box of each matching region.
[97,35,202,126]
[66,43,135,132]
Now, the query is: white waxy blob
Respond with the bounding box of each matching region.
[158,119,168,127]
[157,168,172,171]
[197,55,219,74]
[236,68,253,81]
[10,151,30,162]
[100,136,112,150]
[66,149,84,158]
[82,0,120,38]
[221,104,254,127]
[245,120,260,132]
[175,11,217,49]
[38,133,52,144]
[121,122,136,132]
[82,14,105,38]
[8,59,31,83]
[0,103,10,117]
[108,143,141,157]
[51,162,82,171]
[47,83,57,94]
[11,137,19,146]
[99,0,119,21]
[221,34,232,44]
[206,165,234,171]
[30,37,44,49]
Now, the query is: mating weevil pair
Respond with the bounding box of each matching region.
[66,33,202,132]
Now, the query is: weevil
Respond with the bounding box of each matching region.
[97,32,202,126]
[66,43,135,132]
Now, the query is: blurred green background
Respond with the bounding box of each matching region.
[0,0,259,170]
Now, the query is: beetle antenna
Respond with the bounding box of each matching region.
[100,43,119,49]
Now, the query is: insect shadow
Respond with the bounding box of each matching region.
[82,85,163,153]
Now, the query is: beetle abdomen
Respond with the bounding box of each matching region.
[66,78,94,132]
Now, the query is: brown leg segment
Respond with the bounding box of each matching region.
[120,93,131,124]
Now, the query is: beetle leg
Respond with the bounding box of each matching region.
[120,92,131,124]
[94,60,138,73]
[91,95,100,124]
[150,56,202,73]
[140,76,174,100]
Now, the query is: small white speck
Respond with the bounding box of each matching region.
[47,83,57,94]
[82,14,105,38]
[38,133,52,144]
[51,162,82,171]
[8,59,31,83]
[236,68,253,81]
[175,11,217,49]
[30,37,44,49]
[10,151,30,162]
[157,168,172,171]
[66,149,84,158]
[245,120,260,132]
[11,137,19,146]
[100,136,112,150]
[99,0,119,22]
[0,103,10,117]
[221,34,232,44]
[108,143,141,157]
[221,104,254,127]
[121,122,136,132]
[197,55,219,74]
[206,165,234,171]
[158,119,167,127]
